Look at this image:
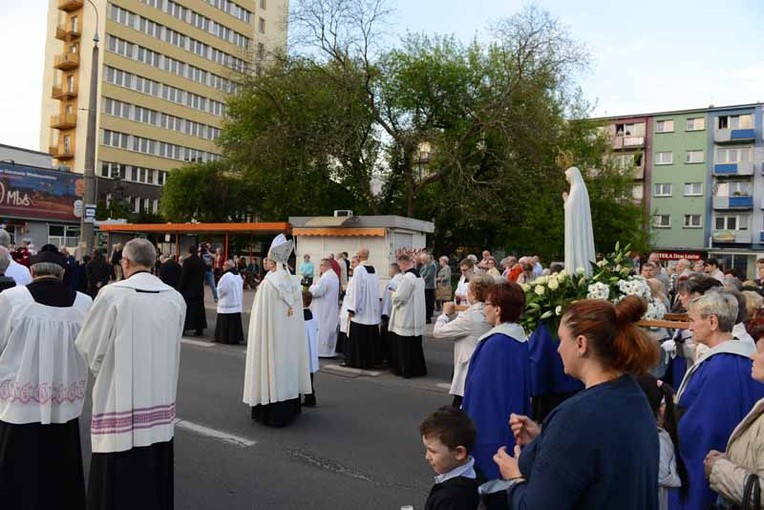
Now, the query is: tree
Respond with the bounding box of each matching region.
[160,161,253,222]
[214,0,648,260]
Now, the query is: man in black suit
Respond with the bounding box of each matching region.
[178,245,207,336]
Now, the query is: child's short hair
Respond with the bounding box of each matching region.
[302,289,313,307]
[419,406,476,453]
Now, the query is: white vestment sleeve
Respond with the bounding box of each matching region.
[392,275,414,306]
[432,313,472,341]
[0,294,11,353]
[310,277,327,297]
[348,269,364,314]
[75,296,118,375]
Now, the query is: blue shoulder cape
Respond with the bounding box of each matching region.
[462,324,531,480]
[670,352,764,510]
[528,323,584,396]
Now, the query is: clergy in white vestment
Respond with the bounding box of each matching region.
[243,234,312,427]
[380,263,403,366]
[214,260,245,344]
[345,247,381,369]
[0,247,92,509]
[75,239,186,510]
[563,166,596,276]
[389,253,427,378]
[309,258,340,357]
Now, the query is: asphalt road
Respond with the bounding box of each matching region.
[77,285,458,510]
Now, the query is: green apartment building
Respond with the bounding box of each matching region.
[649,110,708,250]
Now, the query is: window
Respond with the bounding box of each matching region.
[717,114,753,130]
[257,43,264,59]
[48,225,80,247]
[685,150,704,164]
[683,182,702,196]
[63,135,71,153]
[716,181,751,197]
[715,147,753,164]
[653,183,672,197]
[653,215,671,228]
[655,152,673,165]
[261,0,266,8]
[66,75,74,92]
[686,117,705,131]
[259,17,266,33]
[655,120,674,133]
[715,214,749,231]
[71,15,78,33]
[683,215,702,228]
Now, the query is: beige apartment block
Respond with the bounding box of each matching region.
[40,0,288,215]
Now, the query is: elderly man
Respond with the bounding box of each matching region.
[0,246,15,292]
[0,228,31,285]
[76,238,186,510]
[0,245,93,508]
[389,253,427,378]
[345,247,381,369]
[309,258,340,357]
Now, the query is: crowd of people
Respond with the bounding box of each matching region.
[2,225,764,509]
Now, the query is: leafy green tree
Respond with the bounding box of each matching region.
[159,161,253,222]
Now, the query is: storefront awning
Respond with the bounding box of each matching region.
[97,222,290,234]
[293,227,385,237]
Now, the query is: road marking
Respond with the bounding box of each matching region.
[322,364,381,377]
[181,338,217,348]
[174,418,256,448]
[435,383,451,390]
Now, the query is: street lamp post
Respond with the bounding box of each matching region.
[80,0,99,255]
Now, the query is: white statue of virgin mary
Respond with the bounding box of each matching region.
[563,166,596,276]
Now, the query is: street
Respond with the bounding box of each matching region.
[77,286,457,509]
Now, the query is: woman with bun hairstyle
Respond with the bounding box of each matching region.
[492,296,661,509]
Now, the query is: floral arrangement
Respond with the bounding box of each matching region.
[521,242,667,335]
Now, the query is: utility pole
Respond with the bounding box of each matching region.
[80,0,99,255]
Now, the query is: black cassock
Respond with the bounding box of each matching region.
[178,254,207,333]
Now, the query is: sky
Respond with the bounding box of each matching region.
[2,0,764,152]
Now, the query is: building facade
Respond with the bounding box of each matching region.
[649,110,708,250]
[594,103,764,278]
[40,0,288,217]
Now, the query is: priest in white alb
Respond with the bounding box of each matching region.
[76,238,186,510]
[345,247,381,369]
[243,234,312,427]
[0,246,92,508]
[389,253,427,378]
[309,257,340,358]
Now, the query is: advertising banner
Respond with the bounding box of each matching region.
[0,163,81,221]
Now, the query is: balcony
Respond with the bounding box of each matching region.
[613,135,646,150]
[632,164,645,180]
[55,24,81,41]
[50,113,77,130]
[712,230,752,244]
[713,161,754,176]
[713,195,753,210]
[714,128,756,144]
[58,0,83,12]
[49,145,74,160]
[54,53,79,71]
[51,85,78,99]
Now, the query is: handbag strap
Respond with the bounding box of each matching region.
[741,473,761,510]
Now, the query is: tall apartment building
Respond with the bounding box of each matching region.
[40,0,288,216]
[594,103,764,278]
[598,115,652,209]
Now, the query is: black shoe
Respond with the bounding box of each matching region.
[303,395,317,407]
[194,330,204,337]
